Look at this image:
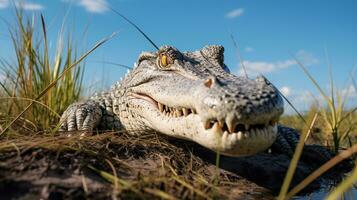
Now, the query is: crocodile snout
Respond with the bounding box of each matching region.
[197,75,284,136]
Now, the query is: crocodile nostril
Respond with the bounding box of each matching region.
[204,78,214,88]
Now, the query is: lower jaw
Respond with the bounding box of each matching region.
[139,104,278,156]
[201,125,278,156]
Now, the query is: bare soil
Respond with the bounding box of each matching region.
[0,131,352,200]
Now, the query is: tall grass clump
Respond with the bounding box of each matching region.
[294,56,357,153]
[0,9,84,132]
[278,57,357,200]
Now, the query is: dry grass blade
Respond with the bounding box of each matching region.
[277,112,318,200]
[0,97,60,118]
[81,174,89,194]
[106,159,120,198]
[325,49,336,122]
[108,6,159,50]
[0,32,116,136]
[171,176,212,200]
[326,166,357,200]
[87,165,132,189]
[292,53,330,102]
[278,88,307,125]
[291,52,355,153]
[213,148,221,185]
[352,77,357,92]
[143,188,178,200]
[230,33,248,78]
[91,61,132,70]
[286,144,357,198]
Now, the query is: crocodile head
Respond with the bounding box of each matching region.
[117,45,284,156]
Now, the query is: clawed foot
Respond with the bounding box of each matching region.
[59,100,102,131]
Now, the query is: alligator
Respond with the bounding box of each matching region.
[59,45,328,157]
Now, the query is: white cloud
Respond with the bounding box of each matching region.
[0,0,44,10]
[284,90,314,114]
[295,50,319,66]
[0,0,9,9]
[237,50,318,76]
[341,85,357,98]
[225,8,244,19]
[282,84,357,114]
[278,88,319,114]
[238,59,296,76]
[64,0,109,13]
[16,1,44,10]
[280,86,291,97]
[244,47,254,52]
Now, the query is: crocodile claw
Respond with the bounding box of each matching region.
[59,100,102,131]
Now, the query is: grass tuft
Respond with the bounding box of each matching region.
[277,112,318,200]
[292,54,357,153]
[0,8,114,135]
[0,9,83,131]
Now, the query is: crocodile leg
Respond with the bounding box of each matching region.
[59,92,122,132]
[59,100,103,131]
[270,125,334,166]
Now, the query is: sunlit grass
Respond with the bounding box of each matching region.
[0,9,83,131]
[277,112,318,200]
[293,53,357,153]
[0,9,114,135]
[286,144,357,199]
[277,54,357,200]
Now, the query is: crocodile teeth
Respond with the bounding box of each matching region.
[244,124,250,131]
[217,119,224,128]
[203,120,210,130]
[225,114,237,133]
[158,103,164,112]
[237,131,243,140]
[212,122,221,133]
[157,102,196,118]
[273,125,278,133]
[176,109,183,117]
[182,108,189,116]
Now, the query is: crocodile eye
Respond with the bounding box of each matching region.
[158,53,173,68]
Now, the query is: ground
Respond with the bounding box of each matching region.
[0,130,351,200]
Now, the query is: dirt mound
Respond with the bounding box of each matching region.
[0,131,351,199]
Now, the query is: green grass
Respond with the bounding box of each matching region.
[277,53,357,200]
[0,9,83,131]
[294,53,357,153]
[0,9,113,134]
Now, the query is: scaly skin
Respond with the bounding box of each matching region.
[59,45,328,158]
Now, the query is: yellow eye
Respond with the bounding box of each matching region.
[161,54,168,67]
[159,52,174,68]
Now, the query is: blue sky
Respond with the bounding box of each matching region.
[0,0,356,113]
